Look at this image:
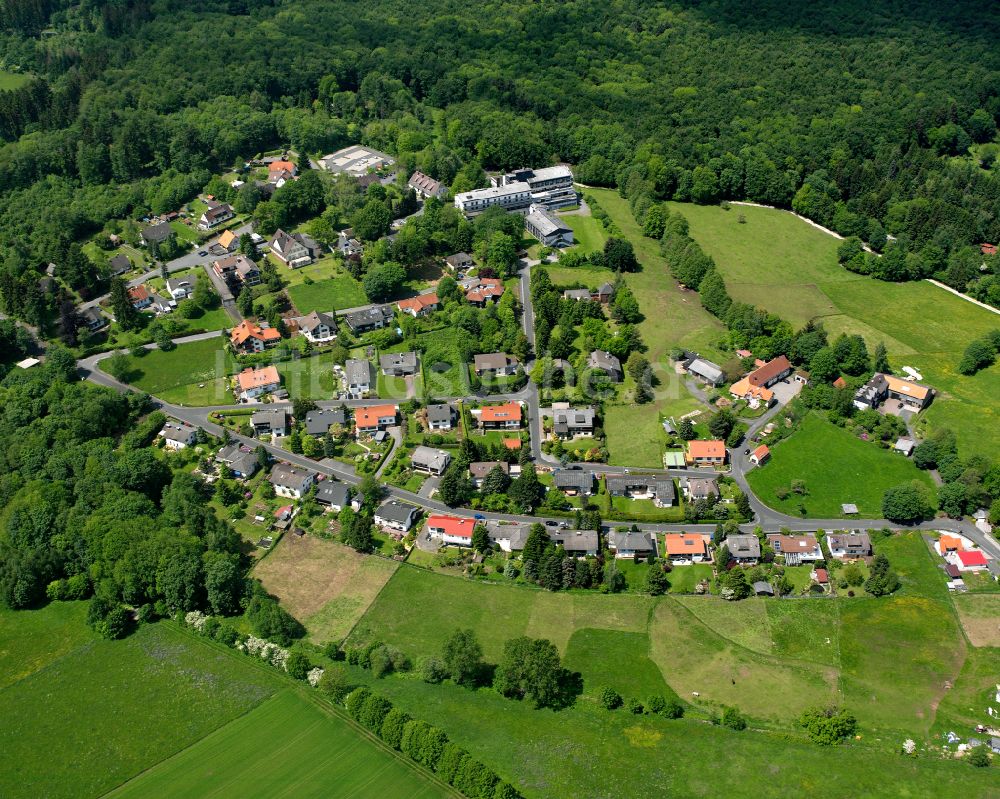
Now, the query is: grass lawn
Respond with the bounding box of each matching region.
[109,690,451,799]
[400,328,469,398]
[0,70,32,89]
[377,368,421,400]
[542,262,613,289]
[666,199,1000,459]
[0,611,278,799]
[169,219,202,244]
[559,211,607,254]
[746,412,936,518]
[665,563,714,594]
[274,352,338,399]
[101,335,237,405]
[287,275,367,314]
[254,534,399,645]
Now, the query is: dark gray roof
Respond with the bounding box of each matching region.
[687,477,719,497]
[725,534,761,559]
[315,482,350,506]
[299,310,335,333]
[304,408,347,436]
[549,529,599,552]
[474,352,517,371]
[380,351,418,373]
[552,407,595,431]
[606,477,674,501]
[345,358,373,385]
[827,531,873,554]
[251,408,287,426]
[268,463,312,486]
[608,531,657,552]
[345,305,394,330]
[411,446,451,472]
[374,499,420,525]
[445,252,473,266]
[753,581,774,595]
[142,221,173,242]
[426,403,454,424]
[588,350,621,375]
[109,253,131,273]
[552,470,594,491]
[686,357,724,384]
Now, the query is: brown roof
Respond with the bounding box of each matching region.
[766,533,820,554]
[748,355,791,387]
[469,461,508,479]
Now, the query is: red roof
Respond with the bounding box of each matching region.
[397,293,439,313]
[480,403,522,423]
[427,514,475,539]
[957,550,987,567]
[814,568,829,583]
[748,355,791,387]
[355,404,398,428]
[269,160,296,173]
[752,444,770,461]
[833,377,847,389]
[981,243,997,256]
[663,533,708,556]
[503,438,522,450]
[128,284,150,302]
[687,440,726,460]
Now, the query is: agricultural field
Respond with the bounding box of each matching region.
[255,534,399,645]
[665,200,1000,458]
[0,608,279,799]
[746,412,936,518]
[287,275,367,314]
[951,594,1000,647]
[100,335,237,405]
[109,691,453,799]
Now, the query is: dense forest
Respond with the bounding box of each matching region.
[0,0,999,323]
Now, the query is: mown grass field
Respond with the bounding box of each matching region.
[559,211,607,254]
[0,608,279,799]
[746,412,936,518]
[0,70,32,90]
[255,534,399,645]
[109,690,452,799]
[287,275,367,314]
[666,200,1000,458]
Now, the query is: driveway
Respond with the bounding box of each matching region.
[419,476,439,499]
[769,378,802,406]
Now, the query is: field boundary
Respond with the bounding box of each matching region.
[101,621,464,799]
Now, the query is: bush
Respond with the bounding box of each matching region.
[346,686,371,719]
[967,745,991,768]
[359,692,394,732]
[285,651,311,679]
[319,665,351,703]
[627,698,644,714]
[798,706,857,745]
[646,695,667,715]
[601,687,623,709]
[661,699,685,719]
[721,706,747,731]
[420,656,448,684]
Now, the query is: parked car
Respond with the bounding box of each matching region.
[545,520,558,527]
[198,250,208,256]
[474,513,486,521]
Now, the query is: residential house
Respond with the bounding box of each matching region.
[524,203,574,247]
[374,500,421,533]
[469,461,508,488]
[549,529,599,557]
[728,378,774,409]
[749,444,770,465]
[407,171,447,200]
[354,404,399,435]
[229,320,281,353]
[551,406,595,438]
[685,477,719,501]
[235,366,281,401]
[935,534,967,557]
[213,254,259,286]
[198,202,234,230]
[315,482,352,511]
[486,522,530,553]
[344,359,374,395]
[767,533,823,565]
[343,305,394,334]
[608,531,658,560]
[165,277,193,300]
[251,408,289,437]
[140,222,173,247]
[305,409,347,438]
[268,464,314,499]
[595,282,614,303]
[79,307,108,332]
[427,514,476,546]
[662,533,710,565]
[336,230,363,261]
[411,446,451,476]
[948,549,988,572]
[109,253,131,275]
[380,352,419,376]
[475,402,522,430]
[268,160,297,180]
[551,469,595,496]
[425,403,455,431]
[299,311,337,343]
[588,350,622,382]
[686,440,727,466]
[685,356,724,387]
[397,293,439,317]
[563,288,593,301]
[215,443,259,478]
[854,372,933,412]
[128,284,153,310]
[216,229,239,253]
[724,534,760,565]
[473,352,520,376]
[826,531,873,561]
[159,422,197,450]
[465,278,505,306]
[606,476,676,507]
[445,253,474,272]
[269,229,314,268]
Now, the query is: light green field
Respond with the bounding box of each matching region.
[275,351,339,399]
[0,611,279,799]
[604,390,702,468]
[109,690,452,799]
[559,211,608,254]
[287,275,367,314]
[0,70,32,90]
[562,628,674,702]
[0,602,92,691]
[746,412,936,518]
[667,200,1000,457]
